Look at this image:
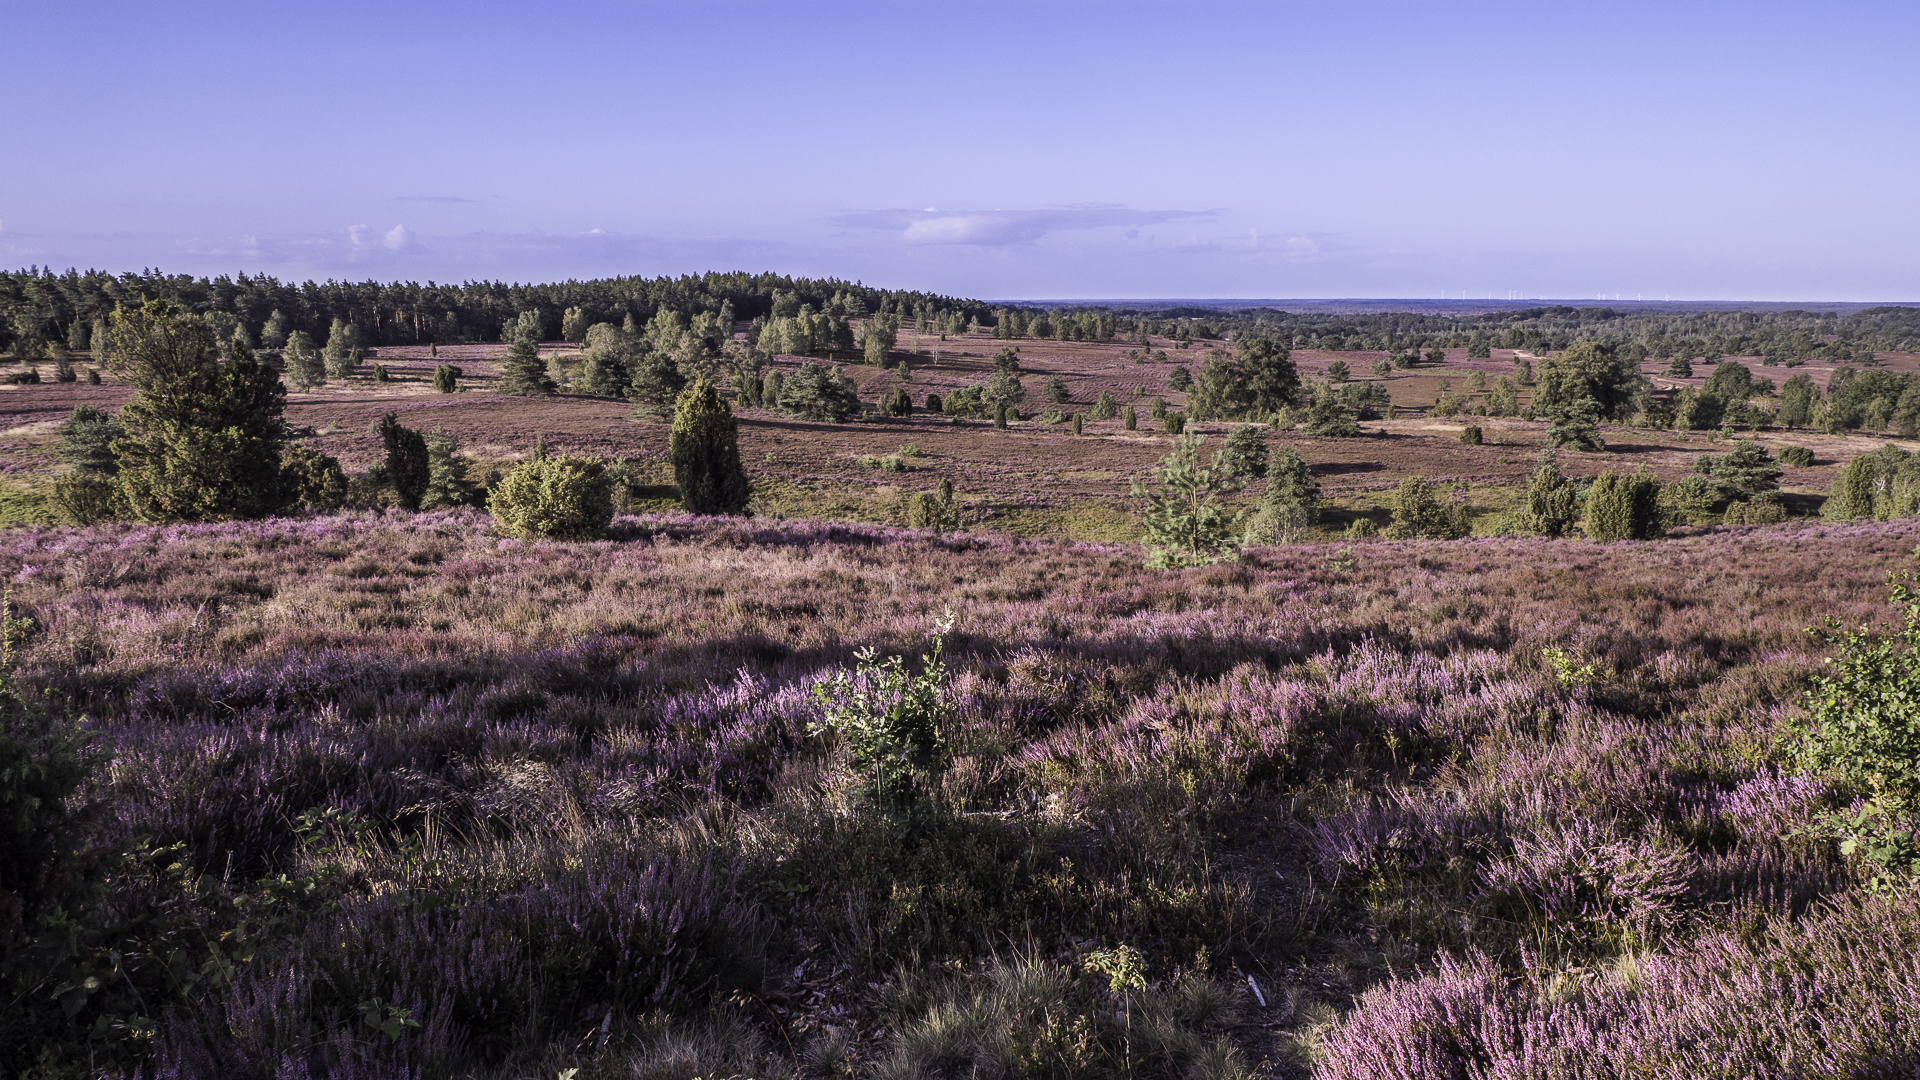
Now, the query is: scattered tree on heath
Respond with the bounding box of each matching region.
[669,380,751,516]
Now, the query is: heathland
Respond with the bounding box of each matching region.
[3,273,1920,1079]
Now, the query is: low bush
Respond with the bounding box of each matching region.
[1778,444,1815,467]
[1459,425,1482,445]
[1585,470,1663,541]
[488,454,615,540]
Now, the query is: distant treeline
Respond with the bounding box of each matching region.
[0,267,996,354]
[5,265,1918,368]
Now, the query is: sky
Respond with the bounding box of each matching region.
[1,0,1915,301]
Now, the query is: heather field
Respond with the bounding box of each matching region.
[4,507,1919,1078]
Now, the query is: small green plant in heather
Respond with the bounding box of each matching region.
[810,609,957,834]
[1789,572,1920,888]
[489,453,614,540]
[1133,434,1242,568]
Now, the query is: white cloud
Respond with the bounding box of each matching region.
[836,205,1220,247]
[383,224,414,251]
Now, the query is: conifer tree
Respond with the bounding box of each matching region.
[670,380,751,515]
[1245,445,1320,544]
[498,333,557,397]
[1090,390,1118,420]
[1386,476,1469,539]
[776,361,861,422]
[1123,404,1138,430]
[284,330,323,390]
[259,310,289,350]
[377,412,430,510]
[321,317,362,379]
[1524,448,1580,537]
[106,301,289,522]
[1585,470,1663,541]
[1132,434,1242,568]
[421,425,477,509]
[1219,424,1269,479]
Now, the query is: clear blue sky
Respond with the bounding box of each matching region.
[2,0,1914,300]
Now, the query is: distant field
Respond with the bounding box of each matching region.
[4,329,1914,538]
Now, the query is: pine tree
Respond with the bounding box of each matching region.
[776,361,861,422]
[259,310,289,350]
[670,381,751,515]
[106,301,290,522]
[1090,390,1118,420]
[1386,476,1469,539]
[1132,434,1242,568]
[498,335,557,397]
[55,405,121,475]
[321,317,362,379]
[561,306,590,342]
[1219,424,1269,479]
[421,426,477,509]
[1167,365,1193,392]
[1245,445,1320,544]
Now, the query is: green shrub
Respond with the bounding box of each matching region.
[1723,496,1788,525]
[1460,425,1483,445]
[1043,375,1070,403]
[1658,474,1718,526]
[1525,449,1581,537]
[1827,456,1878,521]
[432,363,461,393]
[906,478,962,532]
[1778,444,1815,468]
[107,302,290,522]
[994,403,1008,429]
[1585,470,1664,541]
[1089,390,1118,420]
[1245,445,1319,544]
[1302,386,1361,437]
[776,361,860,422]
[1166,365,1192,392]
[1788,575,1920,885]
[1218,424,1268,479]
[925,392,943,414]
[670,381,750,515]
[489,454,615,540]
[376,413,430,510]
[280,445,349,512]
[1071,412,1083,436]
[1386,476,1469,539]
[811,611,956,828]
[1123,405,1138,430]
[1695,439,1782,499]
[55,405,120,476]
[1165,413,1186,435]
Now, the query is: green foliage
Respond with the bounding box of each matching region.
[1703,360,1755,401]
[1188,356,1247,421]
[489,454,615,540]
[906,478,962,532]
[778,361,862,422]
[1218,425,1268,480]
[106,302,290,523]
[1071,412,1083,436]
[1165,413,1186,435]
[1671,387,1725,431]
[1302,384,1361,437]
[1460,424,1483,445]
[1827,456,1879,522]
[1666,355,1694,378]
[55,405,120,475]
[994,402,1009,429]
[669,381,751,516]
[376,413,430,511]
[1245,444,1319,544]
[862,319,896,367]
[623,347,686,419]
[560,305,590,343]
[1043,374,1070,403]
[1536,340,1644,423]
[1089,389,1118,420]
[283,330,323,391]
[1132,434,1243,568]
[1585,470,1664,541]
[1658,475,1719,526]
[887,385,914,417]
[1326,358,1351,383]
[1779,373,1820,428]
[432,363,461,393]
[1789,576,1920,886]
[1545,397,1606,451]
[1166,365,1193,392]
[1386,476,1469,540]
[320,317,362,379]
[1525,449,1581,537]
[1487,375,1521,417]
[48,474,122,525]
[1235,335,1299,416]
[371,362,389,383]
[811,611,956,828]
[497,336,557,397]
[280,445,349,512]
[1694,439,1782,500]
[1123,404,1138,430]
[1778,444,1815,468]
[420,427,477,510]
